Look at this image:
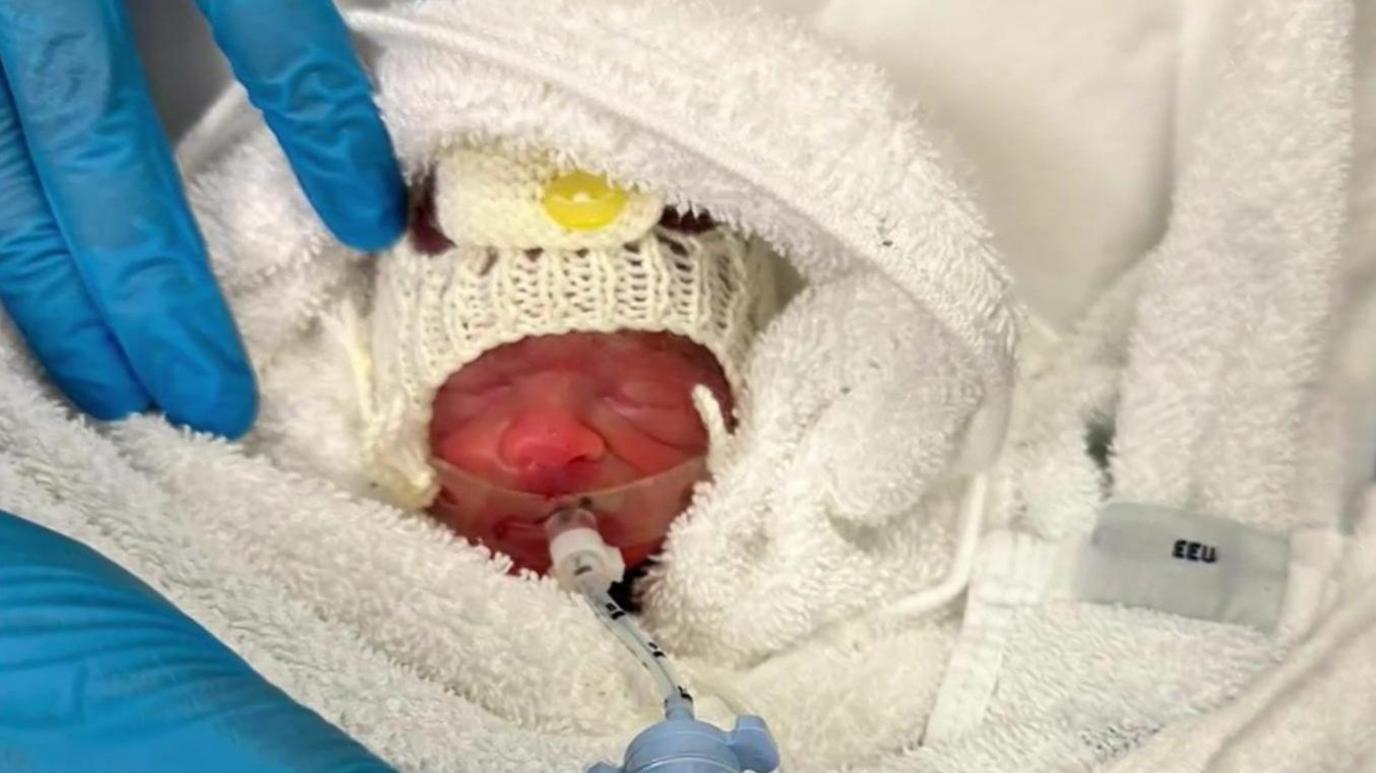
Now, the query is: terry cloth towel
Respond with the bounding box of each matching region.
[917,0,1376,769]
[1,0,1374,771]
[0,1,1019,770]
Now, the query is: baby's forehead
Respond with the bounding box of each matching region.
[442,331,729,387]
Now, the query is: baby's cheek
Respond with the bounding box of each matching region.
[430,387,504,430]
[431,417,512,479]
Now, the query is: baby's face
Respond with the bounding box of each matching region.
[428,330,732,572]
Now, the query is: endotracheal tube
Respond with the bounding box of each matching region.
[545,508,694,719]
[545,508,780,773]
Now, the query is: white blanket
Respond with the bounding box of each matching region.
[1,0,1373,770]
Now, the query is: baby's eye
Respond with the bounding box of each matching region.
[449,381,512,404]
[611,380,689,408]
[431,386,509,428]
[602,402,706,451]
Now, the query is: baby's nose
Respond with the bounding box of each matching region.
[499,409,607,470]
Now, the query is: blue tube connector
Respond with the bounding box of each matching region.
[589,712,779,773]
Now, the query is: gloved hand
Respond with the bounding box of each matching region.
[0,1,405,438]
[0,510,393,772]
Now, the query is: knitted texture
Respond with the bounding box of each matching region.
[361,144,778,508]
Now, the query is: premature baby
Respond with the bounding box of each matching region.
[353,144,778,577]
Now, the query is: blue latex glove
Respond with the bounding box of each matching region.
[0,1,406,438]
[0,510,394,772]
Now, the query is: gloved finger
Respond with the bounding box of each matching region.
[0,72,150,420]
[0,1,258,438]
[195,0,406,252]
[0,511,394,773]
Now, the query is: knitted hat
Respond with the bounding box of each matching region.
[358,144,779,508]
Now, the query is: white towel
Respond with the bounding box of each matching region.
[2,0,1373,769]
[0,1,1018,770]
[919,0,1376,769]
[642,271,982,665]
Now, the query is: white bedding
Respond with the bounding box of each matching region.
[1,0,1374,770]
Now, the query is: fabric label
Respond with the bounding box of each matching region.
[1072,502,1291,631]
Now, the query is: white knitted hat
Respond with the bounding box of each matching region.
[358,144,778,508]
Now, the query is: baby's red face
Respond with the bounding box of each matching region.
[428,331,732,572]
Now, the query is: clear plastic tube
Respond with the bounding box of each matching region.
[579,581,694,720]
[432,455,706,554]
[433,456,706,575]
[546,508,695,720]
[798,473,991,652]
[877,472,989,622]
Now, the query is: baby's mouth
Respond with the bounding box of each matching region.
[490,518,557,573]
[429,455,707,574]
